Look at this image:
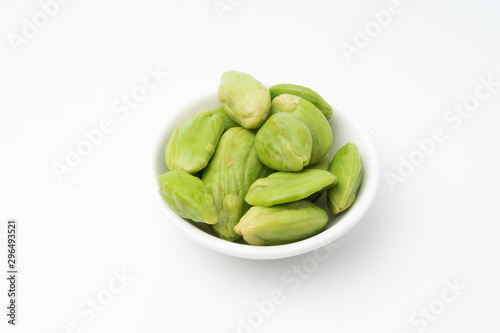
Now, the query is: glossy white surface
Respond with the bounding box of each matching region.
[1,1,500,332]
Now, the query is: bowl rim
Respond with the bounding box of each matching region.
[145,94,380,260]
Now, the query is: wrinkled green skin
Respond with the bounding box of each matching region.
[234,201,328,246]
[327,143,363,214]
[304,153,331,171]
[304,154,334,201]
[271,94,333,165]
[213,107,239,131]
[202,127,270,241]
[245,169,337,207]
[165,110,225,174]
[158,170,218,224]
[269,83,333,119]
[269,94,301,117]
[255,113,312,171]
[218,71,271,129]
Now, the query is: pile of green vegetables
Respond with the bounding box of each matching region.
[158,71,363,246]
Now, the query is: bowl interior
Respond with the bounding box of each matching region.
[147,93,379,260]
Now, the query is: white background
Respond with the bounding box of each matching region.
[1,0,500,332]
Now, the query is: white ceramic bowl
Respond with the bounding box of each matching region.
[146,92,379,260]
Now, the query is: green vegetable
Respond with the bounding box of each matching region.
[234,201,328,246]
[165,110,225,174]
[271,94,333,165]
[327,143,363,214]
[245,169,336,207]
[158,170,218,224]
[202,127,270,241]
[255,113,312,171]
[269,83,333,119]
[213,107,239,131]
[304,154,334,201]
[218,71,271,129]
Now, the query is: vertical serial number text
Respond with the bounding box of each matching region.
[7,220,17,325]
